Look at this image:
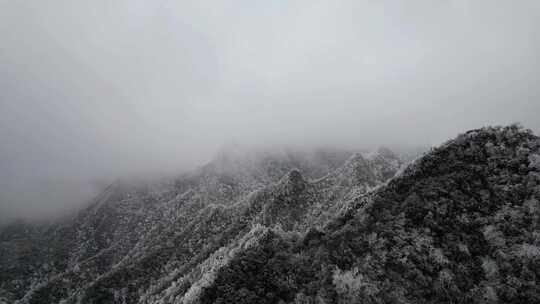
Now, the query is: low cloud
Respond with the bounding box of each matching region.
[1,0,539,222]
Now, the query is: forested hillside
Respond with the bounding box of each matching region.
[2,125,539,303]
[194,125,540,304]
[0,148,402,303]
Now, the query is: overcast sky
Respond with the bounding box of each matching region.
[1,0,539,222]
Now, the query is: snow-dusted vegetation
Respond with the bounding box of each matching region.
[2,125,540,303]
[192,125,540,304]
[1,148,402,303]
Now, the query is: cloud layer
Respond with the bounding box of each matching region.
[1,0,539,221]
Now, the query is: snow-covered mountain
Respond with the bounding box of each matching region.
[2,125,539,303]
[0,147,403,303]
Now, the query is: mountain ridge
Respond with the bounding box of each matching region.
[191,125,540,304]
[2,125,539,303]
[1,146,402,303]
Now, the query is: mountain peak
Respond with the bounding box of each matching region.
[277,169,306,195]
[284,168,304,184]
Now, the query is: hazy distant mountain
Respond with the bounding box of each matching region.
[2,125,539,303]
[0,147,401,303]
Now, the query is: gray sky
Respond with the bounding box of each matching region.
[1,0,539,222]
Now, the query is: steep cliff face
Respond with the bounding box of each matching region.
[193,125,540,304]
[0,147,401,304]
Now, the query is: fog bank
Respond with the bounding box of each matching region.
[1,0,540,222]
